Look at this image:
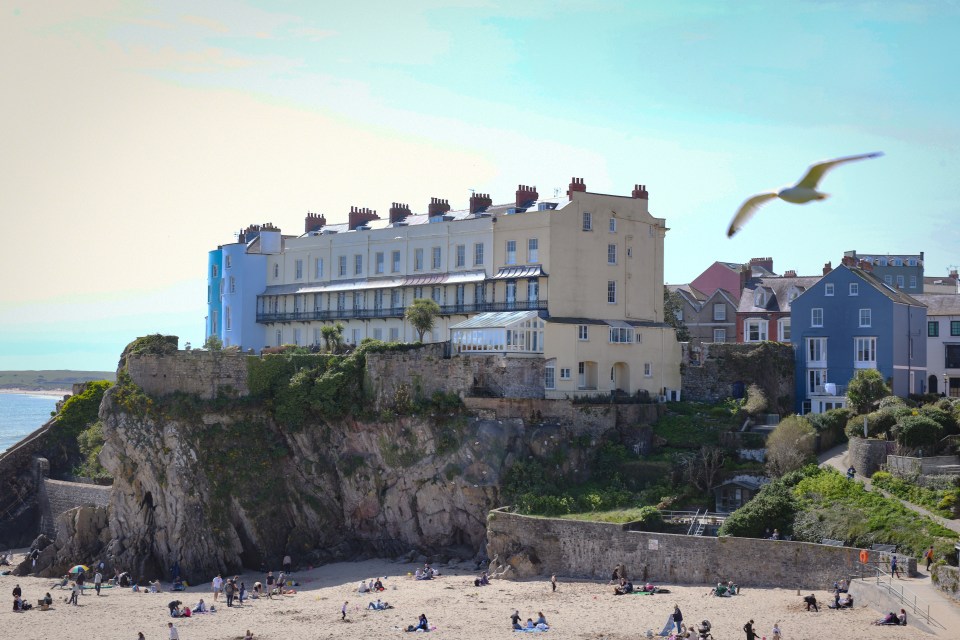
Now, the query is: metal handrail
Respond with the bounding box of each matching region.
[862,563,939,628]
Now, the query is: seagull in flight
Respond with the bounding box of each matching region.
[727,152,884,238]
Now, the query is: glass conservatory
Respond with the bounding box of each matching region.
[450,310,545,354]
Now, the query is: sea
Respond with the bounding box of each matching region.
[0,392,60,454]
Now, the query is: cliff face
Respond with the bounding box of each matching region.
[98,387,588,582]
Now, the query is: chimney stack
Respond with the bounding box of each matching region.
[823,261,832,276]
[348,206,379,230]
[389,202,411,224]
[567,177,586,199]
[632,184,649,199]
[784,269,797,278]
[469,192,492,214]
[305,211,326,233]
[841,255,857,267]
[951,269,958,280]
[515,184,539,208]
[858,259,873,272]
[749,257,773,274]
[427,197,451,217]
[739,264,751,293]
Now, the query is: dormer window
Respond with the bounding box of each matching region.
[754,289,766,307]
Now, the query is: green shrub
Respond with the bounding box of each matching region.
[743,384,768,416]
[919,405,958,436]
[879,396,905,409]
[846,369,891,414]
[893,414,943,449]
[719,481,798,538]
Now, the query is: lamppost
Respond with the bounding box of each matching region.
[944,372,949,398]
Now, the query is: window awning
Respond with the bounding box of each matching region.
[450,310,542,329]
[606,320,633,329]
[403,274,448,287]
[492,265,546,279]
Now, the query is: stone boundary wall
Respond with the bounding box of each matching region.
[126,351,251,399]
[931,564,960,602]
[365,345,545,409]
[39,478,112,537]
[486,508,874,590]
[464,397,663,432]
[848,438,897,477]
[681,342,794,413]
[887,455,960,476]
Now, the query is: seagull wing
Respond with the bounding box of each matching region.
[794,152,884,190]
[727,192,779,238]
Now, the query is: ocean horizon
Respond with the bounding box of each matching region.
[0,392,59,454]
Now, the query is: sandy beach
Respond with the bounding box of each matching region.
[2,556,936,640]
[0,388,71,397]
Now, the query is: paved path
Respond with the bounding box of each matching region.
[817,443,960,634]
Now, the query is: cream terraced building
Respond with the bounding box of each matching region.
[215,179,681,398]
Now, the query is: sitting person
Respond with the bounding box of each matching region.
[713,583,729,597]
[642,582,657,593]
[252,582,263,598]
[838,593,854,609]
[168,600,183,617]
[535,612,548,626]
[358,580,370,593]
[374,578,385,591]
[173,577,185,591]
[13,594,23,612]
[193,598,207,613]
[475,572,490,587]
[875,611,899,625]
[43,592,53,606]
[405,613,429,632]
[150,579,161,593]
[525,618,535,629]
[726,580,738,594]
[53,575,69,590]
[898,609,907,626]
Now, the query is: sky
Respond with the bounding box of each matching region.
[2,0,959,371]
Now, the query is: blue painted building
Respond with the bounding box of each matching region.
[790,263,927,414]
[205,224,280,351]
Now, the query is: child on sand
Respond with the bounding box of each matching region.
[342,600,348,620]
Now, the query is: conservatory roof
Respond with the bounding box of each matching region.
[449,310,542,330]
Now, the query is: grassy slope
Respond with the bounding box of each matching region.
[0,370,116,391]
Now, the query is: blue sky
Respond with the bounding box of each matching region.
[2,0,959,371]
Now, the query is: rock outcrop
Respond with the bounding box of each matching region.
[98,386,598,583]
[17,506,111,578]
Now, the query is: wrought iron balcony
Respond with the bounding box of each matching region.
[256,299,548,323]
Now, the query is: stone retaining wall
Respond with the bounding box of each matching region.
[931,564,960,602]
[464,397,662,432]
[486,508,876,590]
[39,478,112,537]
[681,342,794,413]
[126,351,251,399]
[887,455,960,476]
[848,438,896,477]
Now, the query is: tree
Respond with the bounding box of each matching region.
[203,335,223,351]
[681,446,725,493]
[765,415,817,478]
[320,322,345,353]
[663,287,691,342]
[846,369,891,414]
[718,481,798,538]
[406,298,440,342]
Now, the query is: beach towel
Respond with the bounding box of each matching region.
[659,615,676,636]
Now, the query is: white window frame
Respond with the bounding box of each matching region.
[528,238,539,263]
[229,276,236,293]
[849,282,858,296]
[414,248,424,271]
[909,275,917,288]
[811,308,824,328]
[225,255,232,269]
[225,306,231,330]
[609,217,617,233]
[560,367,571,380]
[897,275,905,288]
[807,337,827,367]
[582,211,592,231]
[609,326,635,343]
[392,250,401,273]
[777,317,791,341]
[295,259,303,280]
[607,281,617,304]
[578,325,589,341]
[354,254,363,275]
[474,243,484,266]
[808,369,827,395]
[315,257,324,279]
[273,263,279,279]
[713,328,726,343]
[455,244,465,268]
[544,364,556,390]
[854,336,877,368]
[338,256,347,277]
[432,246,442,270]
[859,308,872,328]
[607,243,617,265]
[825,283,834,296]
[644,363,652,377]
[506,240,517,265]
[389,327,400,342]
[744,318,768,342]
[713,303,726,321]
[375,252,385,274]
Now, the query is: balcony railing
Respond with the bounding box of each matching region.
[811,383,847,396]
[256,299,548,323]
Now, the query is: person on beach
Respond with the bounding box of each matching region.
[194,598,207,613]
[68,581,80,605]
[925,546,934,571]
[898,608,907,625]
[891,555,901,579]
[212,574,223,602]
[673,605,683,631]
[341,600,348,620]
[168,600,183,617]
[803,593,818,611]
[283,554,292,573]
[536,612,548,626]
[551,574,557,592]
[244,631,254,640]
[224,578,236,607]
[77,570,86,594]
[138,633,145,640]
[168,621,180,640]
[510,609,522,630]
[743,619,757,640]
[771,621,782,640]
[95,569,103,595]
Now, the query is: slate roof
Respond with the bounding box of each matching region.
[847,267,924,306]
[913,294,960,316]
[737,275,821,314]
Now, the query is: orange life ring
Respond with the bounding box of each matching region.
[859,549,869,563]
